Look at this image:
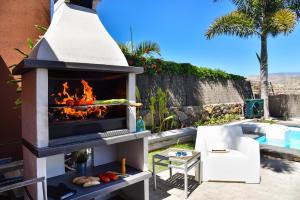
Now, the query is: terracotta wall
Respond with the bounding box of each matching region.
[0,0,50,160]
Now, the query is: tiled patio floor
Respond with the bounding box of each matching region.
[149,155,300,200]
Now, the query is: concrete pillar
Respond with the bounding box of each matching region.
[127,73,136,132]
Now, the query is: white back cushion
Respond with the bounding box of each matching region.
[197,125,243,150]
[197,126,227,150]
[223,125,243,149]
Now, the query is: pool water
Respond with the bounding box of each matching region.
[257,127,300,150]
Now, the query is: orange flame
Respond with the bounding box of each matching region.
[53,80,108,120]
[81,80,96,105]
[55,82,74,105]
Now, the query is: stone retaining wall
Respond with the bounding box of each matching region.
[137,74,251,127]
[137,74,252,107]
[269,94,300,118]
[141,102,243,127]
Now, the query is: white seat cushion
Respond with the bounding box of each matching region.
[204,149,248,181]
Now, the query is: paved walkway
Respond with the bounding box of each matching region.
[150,155,300,200]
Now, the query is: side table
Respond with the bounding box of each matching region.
[152,148,201,199]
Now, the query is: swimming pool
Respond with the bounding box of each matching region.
[257,127,300,150]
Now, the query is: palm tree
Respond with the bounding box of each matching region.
[206,0,300,118]
[119,41,161,58]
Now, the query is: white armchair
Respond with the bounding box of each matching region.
[195,125,260,183]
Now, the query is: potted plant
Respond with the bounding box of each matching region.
[74,150,89,174]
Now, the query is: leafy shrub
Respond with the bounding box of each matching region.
[147,87,177,133]
[126,56,245,80]
[149,95,156,132]
[194,114,240,126]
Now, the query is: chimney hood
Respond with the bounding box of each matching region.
[13,0,140,75]
[13,0,144,75]
[30,0,128,66]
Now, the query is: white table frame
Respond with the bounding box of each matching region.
[152,149,201,199]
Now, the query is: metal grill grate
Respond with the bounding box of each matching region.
[99,129,129,138]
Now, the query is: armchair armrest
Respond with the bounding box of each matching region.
[237,136,260,183]
[195,132,208,160]
[237,137,260,159]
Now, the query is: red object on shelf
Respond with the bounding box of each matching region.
[98,171,119,183]
[105,172,119,181]
[99,175,110,183]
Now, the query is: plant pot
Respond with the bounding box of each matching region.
[76,162,87,175]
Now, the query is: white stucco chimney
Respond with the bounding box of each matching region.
[30,0,128,66]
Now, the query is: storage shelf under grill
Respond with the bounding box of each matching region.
[47,162,151,200]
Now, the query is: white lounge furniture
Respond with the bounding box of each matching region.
[195,125,260,183]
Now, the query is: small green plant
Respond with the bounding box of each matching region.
[75,150,89,164]
[149,94,156,132]
[7,24,48,108]
[147,87,177,133]
[159,115,176,132]
[157,88,167,125]
[257,119,276,124]
[283,112,290,121]
[156,88,176,132]
[194,114,240,126]
[136,86,141,118]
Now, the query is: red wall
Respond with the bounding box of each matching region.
[0,0,50,160]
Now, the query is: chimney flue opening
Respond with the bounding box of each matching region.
[70,0,99,9]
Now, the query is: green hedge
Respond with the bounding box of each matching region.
[159,61,245,80]
[126,56,245,80]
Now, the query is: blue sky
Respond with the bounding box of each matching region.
[96,0,300,76]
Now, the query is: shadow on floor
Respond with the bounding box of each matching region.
[261,155,295,173]
[149,173,200,200]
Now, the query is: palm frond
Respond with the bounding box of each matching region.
[34,25,48,33]
[8,64,17,69]
[214,0,253,13]
[135,86,141,102]
[256,52,261,64]
[14,98,22,109]
[206,11,257,39]
[135,41,161,57]
[269,8,297,36]
[232,0,252,12]
[118,42,131,56]
[27,38,34,49]
[13,48,28,58]
[285,0,300,18]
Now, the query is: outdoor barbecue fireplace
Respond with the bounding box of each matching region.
[13,1,151,200]
[48,70,128,140]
